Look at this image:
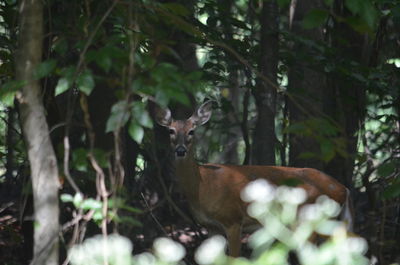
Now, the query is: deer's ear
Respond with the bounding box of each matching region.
[191,100,213,126]
[154,105,172,127]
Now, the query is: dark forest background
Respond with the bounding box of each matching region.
[0,0,399,264]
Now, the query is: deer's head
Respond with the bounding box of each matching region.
[154,100,213,159]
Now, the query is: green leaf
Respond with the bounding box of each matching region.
[0,80,25,107]
[167,88,190,105]
[128,121,144,144]
[119,204,143,214]
[73,193,84,208]
[92,148,110,169]
[130,78,144,92]
[344,0,378,31]
[72,148,88,171]
[53,38,68,55]
[34,59,57,80]
[87,49,113,73]
[344,16,371,34]
[161,3,190,16]
[109,198,143,213]
[345,0,363,14]
[361,1,378,30]
[106,100,131,132]
[298,151,317,159]
[136,53,156,70]
[77,70,95,95]
[383,180,400,199]
[284,122,307,135]
[80,198,102,210]
[137,111,153,129]
[132,103,153,129]
[310,118,338,137]
[97,53,112,73]
[55,77,70,96]
[92,211,103,221]
[321,139,335,162]
[302,9,329,29]
[377,162,396,177]
[155,89,169,107]
[60,193,74,202]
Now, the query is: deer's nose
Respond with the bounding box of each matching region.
[175,146,187,157]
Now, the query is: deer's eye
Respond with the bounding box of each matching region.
[169,129,175,135]
[188,130,194,136]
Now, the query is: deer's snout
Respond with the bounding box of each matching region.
[175,145,187,157]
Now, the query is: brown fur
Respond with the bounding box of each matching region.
[155,101,352,257]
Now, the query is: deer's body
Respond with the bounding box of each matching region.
[154,100,353,257]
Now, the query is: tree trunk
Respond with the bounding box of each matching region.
[222,69,240,164]
[16,1,60,264]
[219,0,240,164]
[288,0,325,170]
[324,0,367,187]
[251,0,278,165]
[5,107,16,181]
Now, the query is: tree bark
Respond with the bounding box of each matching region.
[324,0,367,187]
[222,69,240,164]
[16,1,60,264]
[251,0,278,165]
[288,0,325,169]
[5,107,16,181]
[219,0,240,164]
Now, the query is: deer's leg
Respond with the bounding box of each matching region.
[225,223,242,257]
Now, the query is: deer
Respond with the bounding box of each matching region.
[154,100,354,257]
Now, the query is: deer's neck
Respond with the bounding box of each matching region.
[174,152,201,205]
